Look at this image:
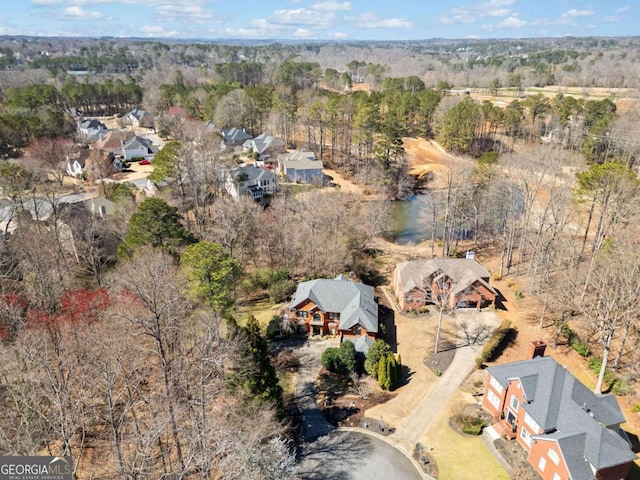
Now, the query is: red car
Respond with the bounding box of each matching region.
[139,159,151,165]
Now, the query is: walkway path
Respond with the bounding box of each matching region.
[294,337,338,441]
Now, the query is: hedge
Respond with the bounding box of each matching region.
[476,320,511,368]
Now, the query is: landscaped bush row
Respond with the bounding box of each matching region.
[476,320,511,368]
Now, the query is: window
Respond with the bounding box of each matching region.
[297,310,308,318]
[524,412,540,432]
[490,375,504,393]
[510,394,520,412]
[548,448,560,466]
[519,427,533,447]
[552,473,561,480]
[328,312,339,320]
[353,325,362,335]
[538,457,546,472]
[487,390,500,409]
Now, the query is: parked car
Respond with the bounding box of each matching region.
[139,159,151,165]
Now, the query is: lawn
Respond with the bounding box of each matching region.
[234,298,284,332]
[423,393,510,480]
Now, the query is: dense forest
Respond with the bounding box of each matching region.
[1,35,640,478]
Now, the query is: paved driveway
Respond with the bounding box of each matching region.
[295,430,424,480]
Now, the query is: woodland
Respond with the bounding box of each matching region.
[0,35,640,478]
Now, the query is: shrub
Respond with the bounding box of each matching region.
[571,340,591,357]
[461,418,485,435]
[338,341,357,374]
[611,378,635,397]
[476,320,511,367]
[514,290,524,300]
[631,403,640,413]
[491,272,502,281]
[364,340,392,378]
[269,279,296,303]
[321,348,341,373]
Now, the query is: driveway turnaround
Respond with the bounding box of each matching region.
[295,430,424,480]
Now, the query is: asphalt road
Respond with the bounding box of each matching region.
[295,430,424,480]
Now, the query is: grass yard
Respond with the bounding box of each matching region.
[234,298,284,331]
[423,393,510,480]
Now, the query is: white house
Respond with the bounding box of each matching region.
[277,150,324,184]
[242,132,285,160]
[118,136,159,160]
[224,165,278,200]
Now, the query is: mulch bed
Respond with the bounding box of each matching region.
[413,443,438,478]
[424,341,457,375]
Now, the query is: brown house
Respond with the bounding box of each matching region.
[393,258,496,311]
[288,275,378,353]
[483,343,636,480]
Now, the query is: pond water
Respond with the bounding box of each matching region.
[385,195,437,245]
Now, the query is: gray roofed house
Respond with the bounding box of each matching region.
[277,150,324,184]
[289,275,378,353]
[118,135,159,160]
[483,351,635,480]
[393,258,496,311]
[78,118,107,139]
[122,108,154,128]
[221,127,252,146]
[242,132,285,159]
[224,164,278,200]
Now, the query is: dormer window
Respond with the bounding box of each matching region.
[353,325,361,335]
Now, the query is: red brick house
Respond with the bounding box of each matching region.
[482,342,636,480]
[393,258,496,312]
[288,275,378,353]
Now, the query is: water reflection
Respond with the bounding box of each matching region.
[385,195,437,245]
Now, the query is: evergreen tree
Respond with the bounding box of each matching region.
[338,340,357,374]
[364,339,392,378]
[378,355,388,389]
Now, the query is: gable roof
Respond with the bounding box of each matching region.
[125,108,148,122]
[344,334,375,354]
[231,165,276,184]
[243,131,284,155]
[280,150,324,171]
[396,258,495,296]
[289,276,378,334]
[221,127,252,144]
[93,130,134,153]
[121,135,159,154]
[488,356,635,474]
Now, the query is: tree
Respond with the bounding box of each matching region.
[377,354,387,389]
[338,340,358,374]
[436,98,480,154]
[364,339,392,377]
[24,136,75,186]
[321,347,341,373]
[181,241,241,312]
[118,197,194,257]
[148,140,180,183]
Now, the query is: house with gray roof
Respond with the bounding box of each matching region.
[393,258,496,311]
[483,344,636,480]
[242,132,285,160]
[122,108,154,128]
[77,118,107,139]
[288,275,378,353]
[221,127,252,146]
[277,149,324,184]
[224,165,278,200]
[118,135,159,160]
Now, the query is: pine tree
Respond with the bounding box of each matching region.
[378,355,387,390]
[386,354,397,391]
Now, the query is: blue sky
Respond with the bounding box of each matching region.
[2,1,636,41]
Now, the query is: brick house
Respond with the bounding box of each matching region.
[393,258,496,311]
[482,342,636,480]
[288,275,378,353]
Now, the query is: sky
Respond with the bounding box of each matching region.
[1,0,637,41]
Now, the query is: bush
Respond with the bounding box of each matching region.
[364,340,392,378]
[571,340,591,357]
[476,320,511,367]
[321,348,341,373]
[269,279,296,303]
[514,290,524,299]
[461,418,485,435]
[631,403,640,413]
[611,378,635,397]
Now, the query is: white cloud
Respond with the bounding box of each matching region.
[311,1,352,11]
[438,0,516,25]
[615,5,631,13]
[329,31,348,38]
[293,28,313,37]
[58,6,103,20]
[346,12,412,29]
[561,9,594,18]
[140,25,180,37]
[156,4,214,22]
[482,15,526,30]
[31,0,63,5]
[268,8,335,27]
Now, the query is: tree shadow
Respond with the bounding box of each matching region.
[458,322,494,346]
[379,304,397,352]
[396,364,414,388]
[486,327,518,362]
[295,431,372,480]
[493,287,508,311]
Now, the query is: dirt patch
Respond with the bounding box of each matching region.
[413,443,438,478]
[424,345,456,376]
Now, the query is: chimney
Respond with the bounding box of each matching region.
[528,340,546,359]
